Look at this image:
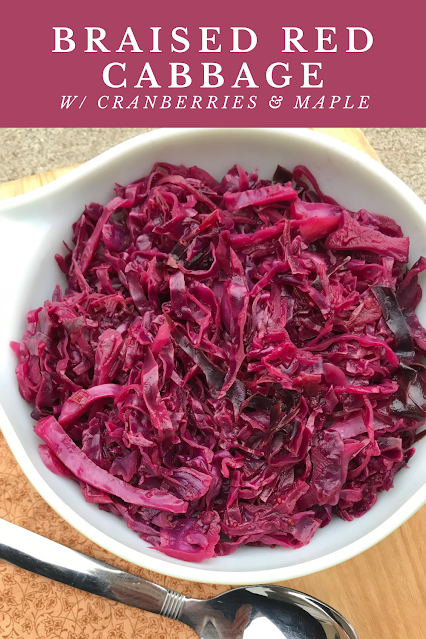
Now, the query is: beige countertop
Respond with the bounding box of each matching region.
[1,128,426,203]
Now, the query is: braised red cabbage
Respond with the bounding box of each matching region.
[11,161,426,562]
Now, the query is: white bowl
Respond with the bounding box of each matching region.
[1,128,426,586]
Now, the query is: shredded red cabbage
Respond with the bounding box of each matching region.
[11,161,426,562]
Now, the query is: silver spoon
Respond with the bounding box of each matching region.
[0,517,358,639]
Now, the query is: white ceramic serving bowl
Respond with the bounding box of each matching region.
[1,128,426,586]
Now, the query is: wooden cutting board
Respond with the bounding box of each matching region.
[0,129,422,639]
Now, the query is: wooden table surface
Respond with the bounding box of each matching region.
[0,129,423,639]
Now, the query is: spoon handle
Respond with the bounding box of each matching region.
[0,517,186,618]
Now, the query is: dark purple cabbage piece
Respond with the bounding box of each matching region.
[11,161,426,562]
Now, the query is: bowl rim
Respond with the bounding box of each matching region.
[2,126,426,585]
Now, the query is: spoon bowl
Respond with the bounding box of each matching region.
[181,585,358,638]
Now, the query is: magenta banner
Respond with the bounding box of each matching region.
[0,0,424,126]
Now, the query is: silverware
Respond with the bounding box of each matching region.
[0,517,358,638]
